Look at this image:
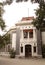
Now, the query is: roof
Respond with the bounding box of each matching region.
[16,16,34,26]
[21,16,34,21]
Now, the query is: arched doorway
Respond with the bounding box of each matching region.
[25,45,32,57]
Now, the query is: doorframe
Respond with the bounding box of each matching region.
[25,44,32,57]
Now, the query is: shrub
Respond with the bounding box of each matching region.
[9,48,16,58]
[42,45,45,58]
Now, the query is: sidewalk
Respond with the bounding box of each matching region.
[0,56,45,65]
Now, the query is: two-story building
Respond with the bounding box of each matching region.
[10,17,42,57]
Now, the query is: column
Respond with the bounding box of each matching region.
[33,29,36,40]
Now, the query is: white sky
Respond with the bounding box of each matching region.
[0,0,38,35]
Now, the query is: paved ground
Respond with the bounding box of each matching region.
[0,56,45,65]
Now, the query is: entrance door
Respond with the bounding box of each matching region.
[25,45,32,57]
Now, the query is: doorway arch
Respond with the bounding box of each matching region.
[25,45,32,57]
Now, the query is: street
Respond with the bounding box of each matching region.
[0,57,45,65]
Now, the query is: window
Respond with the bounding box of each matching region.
[23,31,28,38]
[23,29,33,38]
[29,29,33,38]
[34,46,36,53]
[21,47,23,53]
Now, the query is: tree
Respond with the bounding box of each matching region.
[0,3,6,30]
[42,44,45,58]
[1,0,45,5]
[32,1,45,29]
[0,35,4,49]
[0,34,10,49]
[2,0,13,5]
[0,0,14,30]
[3,34,10,45]
[31,1,45,58]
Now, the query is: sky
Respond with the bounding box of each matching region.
[0,0,38,35]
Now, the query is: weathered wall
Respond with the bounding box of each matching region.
[16,28,20,55]
[37,29,42,55]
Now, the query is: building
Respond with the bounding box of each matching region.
[9,16,42,57]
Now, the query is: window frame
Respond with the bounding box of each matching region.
[33,46,36,53]
[23,31,28,38]
[29,29,33,38]
[21,47,23,53]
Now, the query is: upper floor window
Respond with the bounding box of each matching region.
[29,29,33,38]
[23,31,28,38]
[23,29,33,38]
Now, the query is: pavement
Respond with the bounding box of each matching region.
[0,56,45,65]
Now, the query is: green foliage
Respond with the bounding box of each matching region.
[6,0,13,5]
[0,0,44,31]
[16,0,45,3]
[0,18,6,30]
[0,3,3,6]
[3,34,10,45]
[42,44,45,58]
[0,34,10,49]
[2,0,45,5]
[32,1,45,29]
[0,2,6,30]
[9,48,16,58]
[0,35,5,49]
